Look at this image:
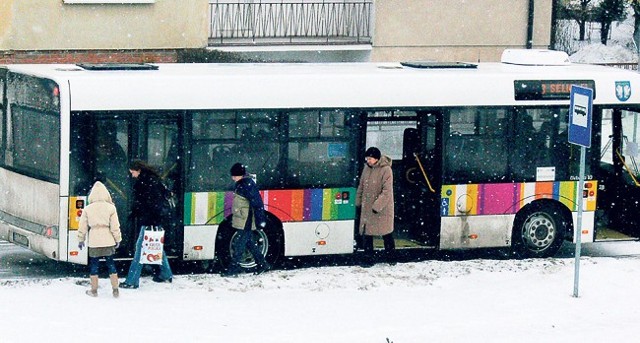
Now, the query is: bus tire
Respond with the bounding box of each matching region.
[215,213,283,272]
[512,202,568,258]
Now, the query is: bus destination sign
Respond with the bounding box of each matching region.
[514,80,596,101]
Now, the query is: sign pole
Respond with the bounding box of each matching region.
[573,146,586,297]
[568,85,593,298]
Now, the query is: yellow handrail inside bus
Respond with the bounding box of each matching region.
[616,149,640,187]
[105,178,128,200]
[161,162,177,180]
[413,153,436,193]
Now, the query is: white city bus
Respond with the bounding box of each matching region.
[1,49,639,272]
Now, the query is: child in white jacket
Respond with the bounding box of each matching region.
[78,181,122,297]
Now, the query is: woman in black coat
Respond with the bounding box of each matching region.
[130,163,166,226]
[120,160,173,289]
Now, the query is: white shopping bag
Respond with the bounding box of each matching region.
[140,226,165,265]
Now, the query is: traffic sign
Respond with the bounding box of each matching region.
[568,85,594,148]
[567,85,593,297]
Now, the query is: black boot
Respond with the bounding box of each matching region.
[385,250,397,266]
[254,262,272,275]
[383,233,396,265]
[360,257,375,268]
[360,235,375,267]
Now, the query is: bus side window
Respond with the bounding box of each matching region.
[445,108,509,183]
[512,113,540,179]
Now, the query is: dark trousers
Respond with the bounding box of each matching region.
[363,233,395,261]
[231,228,267,270]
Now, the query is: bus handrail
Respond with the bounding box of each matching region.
[616,149,640,187]
[413,153,436,193]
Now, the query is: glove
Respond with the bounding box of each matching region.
[78,242,85,250]
[115,242,120,249]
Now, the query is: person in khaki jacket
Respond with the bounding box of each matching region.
[355,147,395,267]
[78,181,123,298]
[221,163,271,277]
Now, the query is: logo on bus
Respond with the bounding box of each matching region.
[615,81,631,102]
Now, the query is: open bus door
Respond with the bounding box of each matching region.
[596,108,640,241]
[401,111,443,247]
[70,113,182,259]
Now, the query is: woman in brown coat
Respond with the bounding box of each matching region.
[78,181,122,297]
[355,147,395,267]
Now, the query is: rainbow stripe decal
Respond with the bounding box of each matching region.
[184,188,357,225]
[440,181,597,217]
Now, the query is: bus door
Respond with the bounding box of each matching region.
[68,115,132,258]
[98,114,182,256]
[134,114,182,255]
[70,113,182,258]
[402,111,443,247]
[596,108,640,240]
[364,111,416,248]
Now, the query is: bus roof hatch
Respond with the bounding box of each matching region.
[501,49,570,66]
[76,63,159,71]
[400,61,477,69]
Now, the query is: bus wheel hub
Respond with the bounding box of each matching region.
[523,213,555,249]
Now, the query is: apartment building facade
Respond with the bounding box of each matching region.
[0,0,554,64]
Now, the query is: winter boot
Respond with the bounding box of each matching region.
[385,249,397,266]
[254,262,272,275]
[109,273,119,298]
[86,275,98,297]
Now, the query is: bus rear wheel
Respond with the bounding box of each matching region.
[216,214,282,273]
[512,203,567,258]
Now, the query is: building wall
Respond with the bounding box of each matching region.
[0,0,555,64]
[371,0,554,62]
[0,0,209,63]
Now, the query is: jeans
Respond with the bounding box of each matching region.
[124,226,173,287]
[230,228,267,271]
[88,255,117,276]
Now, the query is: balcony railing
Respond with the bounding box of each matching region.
[208,1,372,46]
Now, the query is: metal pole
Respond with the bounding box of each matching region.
[573,145,586,297]
[526,0,535,49]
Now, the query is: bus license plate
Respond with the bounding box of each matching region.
[12,232,29,247]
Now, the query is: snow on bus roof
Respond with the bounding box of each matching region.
[3,60,639,110]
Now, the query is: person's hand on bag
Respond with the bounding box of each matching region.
[78,242,85,250]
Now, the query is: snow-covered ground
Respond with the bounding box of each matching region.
[565,13,638,63]
[1,254,639,342]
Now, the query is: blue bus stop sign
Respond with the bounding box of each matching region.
[568,85,593,297]
[568,85,594,148]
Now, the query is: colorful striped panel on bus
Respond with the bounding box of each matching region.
[184,188,357,225]
[440,181,597,217]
